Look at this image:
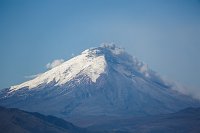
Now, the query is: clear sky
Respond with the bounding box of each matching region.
[0,0,200,91]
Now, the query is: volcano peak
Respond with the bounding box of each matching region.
[1,44,199,125]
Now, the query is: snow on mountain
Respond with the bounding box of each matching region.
[0,44,199,126]
[9,44,157,92]
[10,48,107,91]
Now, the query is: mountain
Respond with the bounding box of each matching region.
[88,107,200,133]
[1,106,200,133]
[0,44,199,126]
[0,106,90,133]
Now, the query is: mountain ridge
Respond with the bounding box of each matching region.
[1,106,200,133]
[0,44,199,126]
[0,106,91,133]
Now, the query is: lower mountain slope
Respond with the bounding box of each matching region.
[0,106,90,133]
[88,107,200,133]
[1,106,200,133]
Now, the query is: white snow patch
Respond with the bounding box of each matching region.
[10,51,107,91]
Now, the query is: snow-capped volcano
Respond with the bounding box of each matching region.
[10,48,107,91]
[0,44,199,126]
[10,44,161,91]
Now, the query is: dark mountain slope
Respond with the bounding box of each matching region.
[0,106,90,133]
[88,107,200,133]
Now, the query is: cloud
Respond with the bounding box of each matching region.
[46,59,65,69]
[24,73,42,79]
[163,78,200,100]
[24,59,65,79]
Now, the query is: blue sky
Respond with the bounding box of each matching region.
[0,0,200,90]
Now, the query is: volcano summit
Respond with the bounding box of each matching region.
[0,44,199,126]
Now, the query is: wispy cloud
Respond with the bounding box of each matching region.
[24,59,65,79]
[46,59,65,69]
[24,73,42,79]
[163,77,200,100]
